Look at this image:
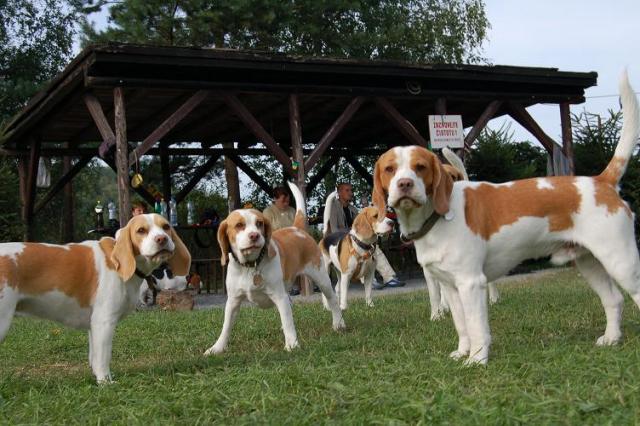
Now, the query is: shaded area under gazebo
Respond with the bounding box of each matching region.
[1,43,597,243]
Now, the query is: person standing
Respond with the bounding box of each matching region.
[327,183,405,290]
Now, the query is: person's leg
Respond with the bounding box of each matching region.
[373,247,405,289]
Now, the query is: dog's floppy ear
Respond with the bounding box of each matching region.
[167,227,192,276]
[263,216,276,259]
[353,212,374,240]
[429,154,454,215]
[111,224,136,281]
[372,160,388,219]
[217,219,230,266]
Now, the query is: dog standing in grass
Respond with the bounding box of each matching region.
[372,71,640,365]
[205,182,345,355]
[319,191,394,310]
[0,214,191,383]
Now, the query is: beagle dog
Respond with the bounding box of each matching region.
[204,182,344,355]
[0,213,191,383]
[372,72,640,365]
[319,191,394,310]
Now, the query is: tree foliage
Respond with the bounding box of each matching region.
[465,125,547,183]
[0,0,81,125]
[82,0,489,63]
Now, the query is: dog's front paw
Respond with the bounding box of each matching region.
[430,309,445,321]
[366,300,375,308]
[464,351,489,366]
[333,318,346,331]
[284,340,300,351]
[449,350,468,361]
[596,334,621,346]
[340,303,348,311]
[204,344,226,356]
[96,374,115,385]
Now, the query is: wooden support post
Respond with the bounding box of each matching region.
[62,150,75,242]
[374,97,429,147]
[507,102,555,154]
[435,97,447,115]
[23,137,41,241]
[160,144,171,200]
[114,87,131,226]
[464,100,503,149]
[304,97,365,172]
[222,93,295,176]
[289,94,311,296]
[560,102,575,175]
[223,142,241,212]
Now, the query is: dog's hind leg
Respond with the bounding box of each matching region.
[305,265,345,331]
[0,288,18,343]
[575,253,624,345]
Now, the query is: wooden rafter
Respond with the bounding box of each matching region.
[83,93,116,158]
[23,137,41,241]
[464,100,503,148]
[306,155,340,195]
[222,93,294,176]
[374,97,428,147]
[114,87,131,225]
[507,102,555,154]
[227,153,273,195]
[174,155,221,204]
[129,90,210,167]
[34,155,93,214]
[343,155,373,186]
[304,96,365,172]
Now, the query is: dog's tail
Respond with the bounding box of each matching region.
[322,190,338,236]
[287,181,307,230]
[599,70,640,185]
[442,147,469,181]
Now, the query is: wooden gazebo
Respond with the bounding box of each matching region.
[0,43,597,241]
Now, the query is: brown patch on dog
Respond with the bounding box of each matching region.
[464,177,581,240]
[352,207,378,241]
[99,238,117,270]
[442,164,466,182]
[593,178,631,216]
[0,255,18,291]
[272,227,321,282]
[12,244,99,307]
[338,236,354,274]
[372,149,399,218]
[598,156,626,185]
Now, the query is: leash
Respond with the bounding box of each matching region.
[400,211,441,242]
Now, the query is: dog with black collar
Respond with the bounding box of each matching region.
[319,191,395,310]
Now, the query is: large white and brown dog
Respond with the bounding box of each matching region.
[0,214,191,383]
[372,72,640,365]
[319,191,394,310]
[204,182,345,355]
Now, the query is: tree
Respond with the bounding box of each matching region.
[81,0,489,63]
[465,125,547,183]
[0,0,80,126]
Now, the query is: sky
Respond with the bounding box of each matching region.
[482,0,640,144]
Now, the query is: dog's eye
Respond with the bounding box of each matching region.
[136,227,147,234]
[372,213,378,219]
[415,164,426,172]
[162,224,170,231]
[385,165,395,173]
[235,223,245,230]
[256,220,264,228]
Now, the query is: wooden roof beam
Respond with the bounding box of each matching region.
[304,96,366,172]
[464,100,503,149]
[506,102,555,154]
[374,97,428,147]
[226,153,273,195]
[222,93,294,176]
[34,155,93,215]
[174,154,221,204]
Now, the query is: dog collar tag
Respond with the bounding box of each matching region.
[444,210,455,221]
[253,273,264,286]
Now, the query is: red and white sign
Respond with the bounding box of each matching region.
[428,115,464,149]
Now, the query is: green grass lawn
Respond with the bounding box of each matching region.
[1,268,640,424]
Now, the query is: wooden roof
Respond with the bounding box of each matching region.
[1,43,598,153]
